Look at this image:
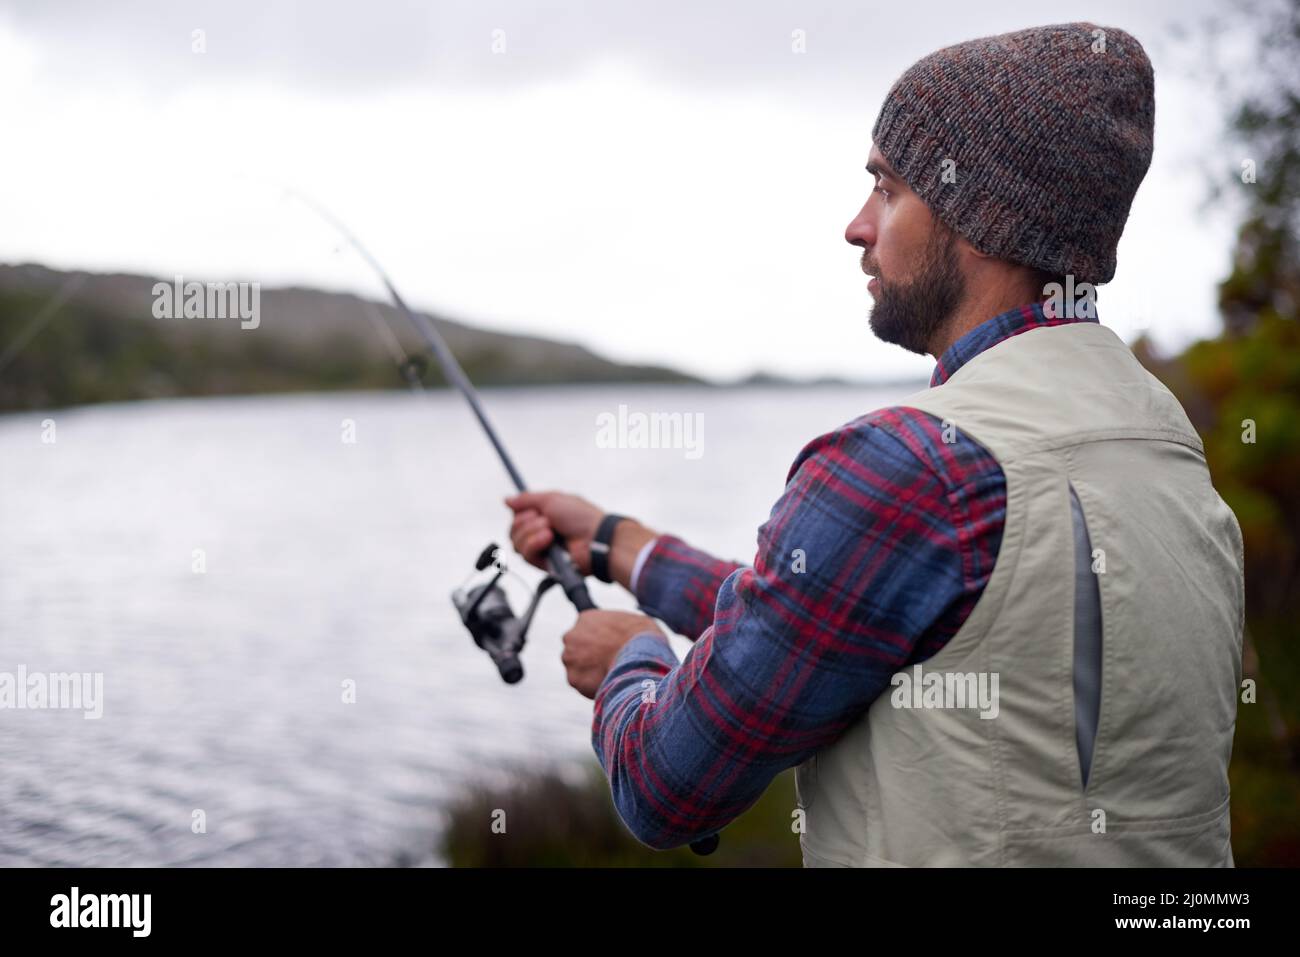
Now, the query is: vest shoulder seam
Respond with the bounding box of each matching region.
[855,405,1001,496]
[996,428,1206,460]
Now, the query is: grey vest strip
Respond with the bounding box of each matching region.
[1070,482,1102,788]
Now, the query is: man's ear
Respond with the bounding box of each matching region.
[952,233,991,274]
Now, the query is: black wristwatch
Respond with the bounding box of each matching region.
[589,513,628,584]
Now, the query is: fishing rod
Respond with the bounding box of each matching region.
[0,271,89,376]
[289,190,721,856]
[357,297,566,686]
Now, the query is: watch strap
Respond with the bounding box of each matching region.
[590,513,627,583]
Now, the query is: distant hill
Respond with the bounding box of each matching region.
[0,263,900,413]
[0,263,709,412]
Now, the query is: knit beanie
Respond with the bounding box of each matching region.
[871,22,1155,285]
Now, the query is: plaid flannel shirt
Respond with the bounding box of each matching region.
[592,299,1095,849]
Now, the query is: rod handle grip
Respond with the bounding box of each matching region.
[545,540,596,611]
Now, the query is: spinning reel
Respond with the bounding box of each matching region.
[450,541,723,857]
[451,543,561,684]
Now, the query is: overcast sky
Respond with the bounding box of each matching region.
[0,0,1245,382]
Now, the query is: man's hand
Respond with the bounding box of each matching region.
[505,491,659,587]
[505,491,603,574]
[561,609,667,699]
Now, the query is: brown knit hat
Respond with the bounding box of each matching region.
[871,22,1155,285]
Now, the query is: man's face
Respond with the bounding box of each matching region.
[845,145,966,356]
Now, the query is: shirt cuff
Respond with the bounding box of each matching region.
[601,631,680,696]
[629,536,658,594]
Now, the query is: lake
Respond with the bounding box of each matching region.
[0,382,915,865]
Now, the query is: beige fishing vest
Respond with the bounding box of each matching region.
[795,321,1245,867]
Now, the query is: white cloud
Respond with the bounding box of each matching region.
[0,1,1239,381]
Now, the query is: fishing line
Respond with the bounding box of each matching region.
[284,186,721,856]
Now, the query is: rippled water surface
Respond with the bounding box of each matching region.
[0,383,912,865]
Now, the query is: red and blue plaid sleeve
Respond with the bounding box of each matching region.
[632,535,744,641]
[591,406,1006,849]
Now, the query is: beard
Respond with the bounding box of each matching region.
[866,222,966,356]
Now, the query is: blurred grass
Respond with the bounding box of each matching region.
[438,762,804,867]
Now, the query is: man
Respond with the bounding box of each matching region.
[505,22,1245,866]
